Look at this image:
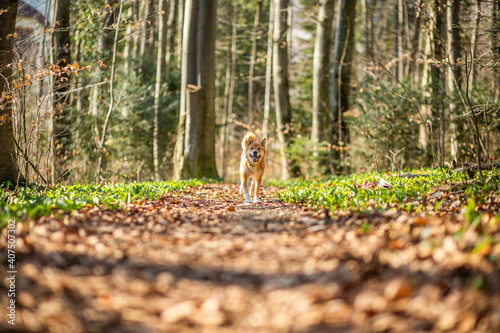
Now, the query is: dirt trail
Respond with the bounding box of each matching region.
[1,183,500,332]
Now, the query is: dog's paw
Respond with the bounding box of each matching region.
[244,194,252,203]
[252,197,260,203]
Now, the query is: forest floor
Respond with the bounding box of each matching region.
[1,183,500,332]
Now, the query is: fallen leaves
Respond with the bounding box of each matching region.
[1,183,500,332]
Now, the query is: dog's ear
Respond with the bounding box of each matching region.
[242,132,256,149]
[261,138,266,147]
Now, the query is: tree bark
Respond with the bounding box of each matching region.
[248,0,262,125]
[273,0,291,180]
[139,0,151,68]
[173,0,219,179]
[470,0,480,87]
[0,0,21,184]
[166,0,179,64]
[51,0,71,181]
[447,0,461,160]
[419,20,432,163]
[431,0,446,166]
[312,0,335,147]
[221,0,238,179]
[330,0,356,172]
[97,1,123,181]
[492,0,500,100]
[153,0,168,181]
[361,0,372,85]
[262,0,275,140]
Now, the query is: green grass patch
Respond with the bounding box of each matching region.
[276,167,500,213]
[0,179,203,227]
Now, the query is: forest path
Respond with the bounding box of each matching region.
[2,183,500,332]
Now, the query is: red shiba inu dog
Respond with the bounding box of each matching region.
[239,132,266,203]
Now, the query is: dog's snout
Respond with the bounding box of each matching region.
[252,150,258,155]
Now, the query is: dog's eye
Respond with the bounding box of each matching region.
[258,148,261,150]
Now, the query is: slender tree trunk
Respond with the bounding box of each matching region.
[312,0,335,152]
[492,0,500,100]
[221,0,238,179]
[431,0,445,166]
[410,1,423,86]
[153,0,168,181]
[132,0,140,61]
[419,23,432,162]
[392,0,399,81]
[248,0,262,125]
[166,0,179,65]
[51,0,71,182]
[97,1,123,181]
[330,0,357,173]
[139,0,151,68]
[173,0,196,180]
[273,0,291,180]
[0,0,22,184]
[470,0,480,87]
[92,0,116,176]
[177,0,184,63]
[447,0,461,160]
[361,0,372,84]
[262,0,275,140]
[398,0,404,81]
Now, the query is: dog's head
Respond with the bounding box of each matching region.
[245,137,266,164]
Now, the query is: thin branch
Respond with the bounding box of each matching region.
[465,52,484,179]
[13,137,47,184]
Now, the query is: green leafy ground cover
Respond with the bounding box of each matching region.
[0,180,202,227]
[276,168,500,215]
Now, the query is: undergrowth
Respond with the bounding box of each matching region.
[274,167,500,214]
[0,180,203,227]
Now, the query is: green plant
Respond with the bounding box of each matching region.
[0,180,204,227]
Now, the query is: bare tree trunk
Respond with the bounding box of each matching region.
[419,23,432,161]
[330,0,357,173]
[470,0,480,87]
[177,0,184,63]
[248,0,263,125]
[262,0,275,140]
[361,0,372,84]
[132,0,140,61]
[410,1,423,86]
[173,0,196,180]
[312,0,335,152]
[166,0,179,65]
[51,0,71,182]
[173,0,219,179]
[492,0,500,100]
[447,0,461,160]
[391,0,398,81]
[92,0,116,177]
[139,0,151,67]
[153,0,168,181]
[273,0,291,180]
[398,0,404,81]
[0,0,22,184]
[97,1,123,181]
[221,0,238,179]
[431,0,446,166]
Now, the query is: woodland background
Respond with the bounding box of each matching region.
[2,0,500,185]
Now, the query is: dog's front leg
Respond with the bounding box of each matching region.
[249,178,255,198]
[253,176,261,203]
[241,175,252,203]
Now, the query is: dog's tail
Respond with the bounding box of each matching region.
[242,132,258,150]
